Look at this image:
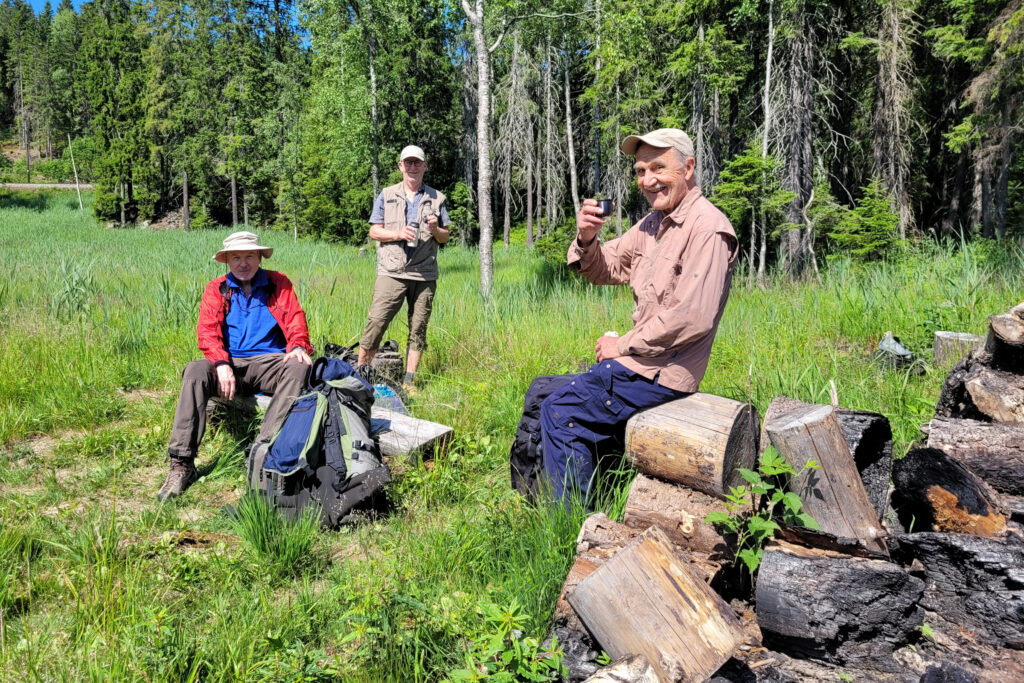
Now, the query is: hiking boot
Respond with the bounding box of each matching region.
[156,456,199,501]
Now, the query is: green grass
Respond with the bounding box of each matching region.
[1,190,1023,680]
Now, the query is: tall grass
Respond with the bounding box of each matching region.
[1,190,1023,680]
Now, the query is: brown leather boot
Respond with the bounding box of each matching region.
[156,456,199,501]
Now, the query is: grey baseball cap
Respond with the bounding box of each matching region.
[620,128,695,158]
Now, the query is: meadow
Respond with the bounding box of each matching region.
[1,191,1022,681]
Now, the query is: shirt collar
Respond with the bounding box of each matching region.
[652,185,703,237]
[226,268,268,290]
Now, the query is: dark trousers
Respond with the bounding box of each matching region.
[168,354,308,459]
[539,360,686,503]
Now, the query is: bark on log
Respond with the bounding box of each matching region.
[934,355,988,421]
[891,448,1007,537]
[765,404,888,554]
[622,473,730,557]
[568,526,746,683]
[624,393,759,498]
[894,532,1024,652]
[933,331,985,367]
[927,417,1024,495]
[582,654,659,683]
[965,366,1024,425]
[761,397,893,520]
[755,540,924,671]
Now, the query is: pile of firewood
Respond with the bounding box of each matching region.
[549,302,1024,683]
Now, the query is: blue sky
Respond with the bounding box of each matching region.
[29,0,84,13]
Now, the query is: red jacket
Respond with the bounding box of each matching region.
[197,270,313,365]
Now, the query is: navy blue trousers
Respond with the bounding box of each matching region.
[539,360,686,503]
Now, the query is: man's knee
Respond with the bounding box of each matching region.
[182,359,214,383]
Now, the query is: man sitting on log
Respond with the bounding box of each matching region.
[158,231,314,501]
[541,128,738,504]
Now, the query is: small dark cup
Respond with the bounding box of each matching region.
[595,199,614,217]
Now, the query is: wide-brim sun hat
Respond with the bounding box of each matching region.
[213,231,273,263]
[620,128,695,159]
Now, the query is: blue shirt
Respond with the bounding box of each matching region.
[370,186,451,227]
[224,269,287,358]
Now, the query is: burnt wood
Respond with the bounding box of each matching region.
[986,308,1024,373]
[964,365,1024,425]
[934,355,988,422]
[755,541,924,671]
[891,448,1007,537]
[927,417,1024,495]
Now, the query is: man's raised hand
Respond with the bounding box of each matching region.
[577,198,607,245]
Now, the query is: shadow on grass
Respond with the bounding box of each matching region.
[0,191,50,212]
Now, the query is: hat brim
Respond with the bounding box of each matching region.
[213,247,273,263]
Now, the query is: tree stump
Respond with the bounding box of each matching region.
[891,448,1007,537]
[755,540,924,671]
[622,473,730,557]
[933,331,985,367]
[761,397,893,520]
[582,654,659,683]
[964,366,1024,425]
[894,532,1024,653]
[927,417,1024,495]
[765,403,888,554]
[568,526,746,683]
[624,393,759,498]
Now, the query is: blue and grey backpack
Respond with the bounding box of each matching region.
[247,356,390,527]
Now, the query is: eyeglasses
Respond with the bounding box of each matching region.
[401,159,425,167]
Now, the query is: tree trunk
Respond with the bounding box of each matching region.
[563,44,580,216]
[231,175,238,228]
[526,124,534,248]
[368,26,379,199]
[461,0,494,297]
[783,4,814,277]
[183,170,190,230]
[891,447,1007,536]
[932,331,984,367]
[756,540,924,670]
[940,149,968,237]
[503,163,511,248]
[545,32,554,234]
[567,526,745,683]
[624,393,759,498]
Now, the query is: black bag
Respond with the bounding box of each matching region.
[247,357,391,527]
[509,373,575,501]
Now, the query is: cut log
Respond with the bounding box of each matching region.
[934,355,988,421]
[568,526,746,683]
[933,331,985,367]
[761,397,893,520]
[891,448,1007,537]
[927,417,1024,495]
[622,473,730,556]
[582,654,659,683]
[965,366,1024,425]
[764,403,888,554]
[210,394,452,462]
[985,311,1024,373]
[624,393,759,498]
[894,532,1024,652]
[755,540,924,671]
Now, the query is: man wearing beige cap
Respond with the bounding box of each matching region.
[357,144,452,392]
[539,128,738,504]
[158,231,314,501]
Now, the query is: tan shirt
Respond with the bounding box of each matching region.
[567,187,738,392]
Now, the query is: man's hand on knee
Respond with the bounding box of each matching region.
[595,335,623,362]
[216,364,236,401]
[283,347,312,365]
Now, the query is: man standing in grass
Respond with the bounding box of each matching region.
[158,231,313,501]
[540,129,738,504]
[357,145,452,394]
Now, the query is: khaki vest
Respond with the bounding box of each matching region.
[375,182,447,281]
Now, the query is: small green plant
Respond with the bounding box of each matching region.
[228,492,323,581]
[705,447,820,574]
[919,622,936,642]
[447,598,567,682]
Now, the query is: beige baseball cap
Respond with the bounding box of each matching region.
[214,231,273,263]
[620,128,695,158]
[399,145,426,161]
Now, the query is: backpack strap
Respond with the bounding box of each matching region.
[321,386,351,488]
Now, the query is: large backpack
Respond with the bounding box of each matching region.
[247,356,390,527]
[509,373,576,502]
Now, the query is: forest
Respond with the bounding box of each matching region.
[0,0,1022,290]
